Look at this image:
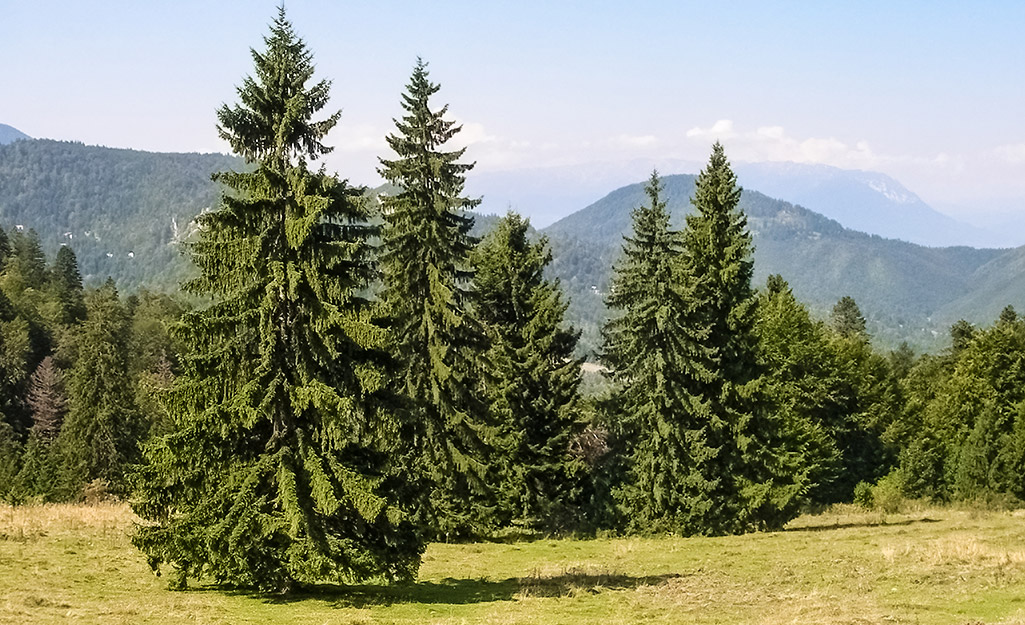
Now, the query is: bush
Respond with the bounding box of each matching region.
[871,471,905,514]
[853,481,874,509]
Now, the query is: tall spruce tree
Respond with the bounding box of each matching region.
[132,9,422,592]
[602,171,715,534]
[378,59,495,537]
[471,212,583,531]
[681,143,808,532]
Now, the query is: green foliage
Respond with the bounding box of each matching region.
[602,170,715,534]
[754,276,842,506]
[0,140,240,291]
[681,143,810,532]
[132,9,422,592]
[378,59,495,538]
[830,296,867,339]
[54,282,139,498]
[472,211,584,532]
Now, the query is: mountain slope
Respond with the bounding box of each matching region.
[0,139,241,289]
[735,162,1003,248]
[0,124,31,145]
[542,174,1014,353]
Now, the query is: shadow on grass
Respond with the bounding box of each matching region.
[785,516,940,533]
[237,570,680,608]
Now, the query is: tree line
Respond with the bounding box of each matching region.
[2,8,1023,593]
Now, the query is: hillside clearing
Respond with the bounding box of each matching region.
[1,503,1024,624]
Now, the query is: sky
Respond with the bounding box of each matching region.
[3,1,1025,224]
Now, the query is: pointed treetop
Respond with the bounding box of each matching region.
[216,6,339,165]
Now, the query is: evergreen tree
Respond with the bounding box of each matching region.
[681,143,807,531]
[830,296,867,339]
[8,228,47,288]
[50,246,87,324]
[602,171,714,534]
[132,9,422,592]
[378,59,494,537]
[820,319,896,501]
[0,226,11,272]
[754,275,841,508]
[55,281,138,497]
[26,356,66,444]
[471,212,582,531]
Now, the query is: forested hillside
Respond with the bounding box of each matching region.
[543,174,1014,353]
[2,140,1023,354]
[0,139,240,290]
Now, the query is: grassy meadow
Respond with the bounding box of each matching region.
[2,502,1025,624]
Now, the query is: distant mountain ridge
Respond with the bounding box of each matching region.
[734,162,1005,248]
[0,124,31,145]
[1,138,1021,353]
[470,159,1016,248]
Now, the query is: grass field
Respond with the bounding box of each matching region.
[2,502,1025,624]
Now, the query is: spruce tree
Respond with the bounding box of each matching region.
[132,9,422,592]
[54,281,138,497]
[681,143,807,532]
[602,171,715,533]
[378,59,494,537]
[471,212,582,531]
[830,296,867,339]
[50,246,86,324]
[26,356,66,444]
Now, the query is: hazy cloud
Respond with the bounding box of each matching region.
[613,133,659,148]
[686,119,736,139]
[995,143,1025,164]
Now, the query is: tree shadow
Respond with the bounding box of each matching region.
[785,516,940,533]
[241,570,680,608]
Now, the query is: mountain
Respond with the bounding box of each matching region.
[0,139,241,290]
[734,162,1007,248]
[469,159,1016,248]
[541,174,1017,354]
[0,124,31,145]
[2,139,1021,354]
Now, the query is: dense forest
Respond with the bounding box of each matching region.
[2,8,1025,594]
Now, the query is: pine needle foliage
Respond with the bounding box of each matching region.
[377,60,495,538]
[132,9,422,593]
[602,171,716,534]
[471,212,583,531]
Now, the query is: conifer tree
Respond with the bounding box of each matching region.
[378,59,494,537]
[602,171,715,533]
[26,356,66,444]
[54,281,138,497]
[132,9,422,592]
[50,246,86,324]
[681,143,807,532]
[830,296,867,339]
[755,275,842,507]
[472,212,583,530]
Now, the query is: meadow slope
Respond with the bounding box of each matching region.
[1,503,1024,624]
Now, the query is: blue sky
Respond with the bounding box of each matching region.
[4,1,1024,221]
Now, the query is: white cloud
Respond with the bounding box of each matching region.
[686,119,736,139]
[995,143,1025,164]
[457,121,497,145]
[683,121,952,174]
